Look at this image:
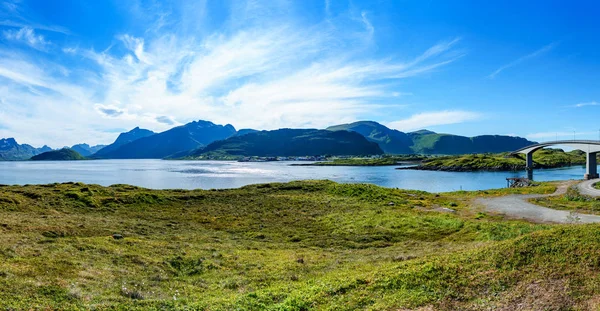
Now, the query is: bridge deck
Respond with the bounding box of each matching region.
[512,140,600,155]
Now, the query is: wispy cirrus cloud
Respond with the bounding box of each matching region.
[3,27,49,50]
[0,0,463,146]
[488,42,558,79]
[571,101,599,108]
[0,0,70,35]
[387,110,481,132]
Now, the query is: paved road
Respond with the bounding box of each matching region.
[576,178,600,197]
[475,181,600,224]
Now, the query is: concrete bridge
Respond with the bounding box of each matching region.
[512,140,600,180]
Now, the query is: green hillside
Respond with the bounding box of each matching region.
[30,149,86,161]
[328,121,536,155]
[410,133,537,154]
[410,149,587,171]
[327,121,413,154]
[190,128,383,158]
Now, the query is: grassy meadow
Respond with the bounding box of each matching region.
[0,180,600,310]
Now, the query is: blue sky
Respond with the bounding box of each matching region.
[1,0,600,147]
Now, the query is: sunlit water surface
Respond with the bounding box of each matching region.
[0,160,591,192]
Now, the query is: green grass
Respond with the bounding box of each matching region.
[0,180,598,310]
[446,181,556,197]
[413,149,587,172]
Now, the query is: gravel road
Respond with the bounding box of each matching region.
[576,179,600,197]
[475,181,600,224]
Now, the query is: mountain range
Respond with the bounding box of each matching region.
[92,127,155,158]
[91,121,236,159]
[0,120,538,160]
[327,121,536,155]
[0,138,51,160]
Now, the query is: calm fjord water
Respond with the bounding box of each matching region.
[0,160,590,193]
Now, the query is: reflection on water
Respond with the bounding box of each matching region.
[0,159,591,193]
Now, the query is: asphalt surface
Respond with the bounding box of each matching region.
[576,178,600,197]
[475,181,600,224]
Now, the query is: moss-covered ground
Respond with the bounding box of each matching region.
[1,181,600,310]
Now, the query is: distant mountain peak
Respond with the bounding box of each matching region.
[92,127,156,158]
[0,137,47,160]
[93,120,236,159]
[190,120,214,126]
[128,126,148,133]
[410,129,436,135]
[0,137,17,145]
[327,121,413,154]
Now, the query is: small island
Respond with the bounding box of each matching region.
[294,155,428,166]
[401,149,588,172]
[30,148,87,161]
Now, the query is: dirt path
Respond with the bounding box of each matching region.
[475,181,600,224]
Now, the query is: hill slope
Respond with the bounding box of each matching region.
[410,133,536,154]
[408,149,587,171]
[327,121,413,154]
[31,148,86,161]
[191,128,383,157]
[96,121,236,159]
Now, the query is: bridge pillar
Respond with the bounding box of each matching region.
[585,152,599,180]
[525,152,533,170]
[525,152,534,180]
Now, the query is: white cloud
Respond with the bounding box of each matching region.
[0,1,463,146]
[488,42,558,79]
[94,104,127,118]
[572,101,599,108]
[78,24,461,132]
[387,110,481,132]
[360,11,374,38]
[3,27,49,50]
[155,115,177,125]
